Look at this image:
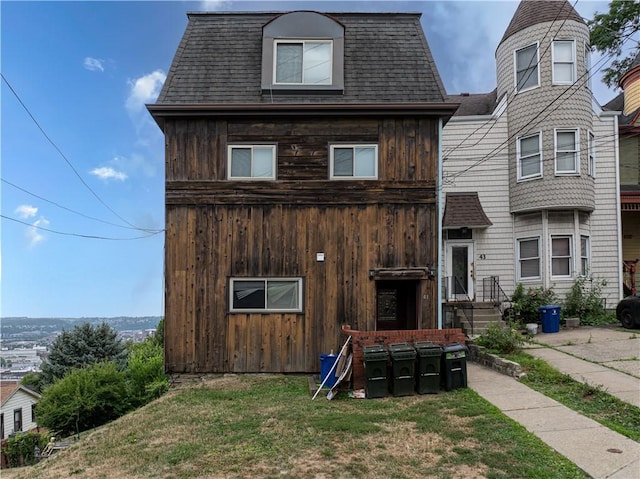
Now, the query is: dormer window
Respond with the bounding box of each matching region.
[262,12,344,93]
[274,40,332,85]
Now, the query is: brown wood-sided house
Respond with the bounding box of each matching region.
[149,11,460,375]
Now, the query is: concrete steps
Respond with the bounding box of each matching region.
[451,302,505,337]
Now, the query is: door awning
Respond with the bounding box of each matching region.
[443,192,492,229]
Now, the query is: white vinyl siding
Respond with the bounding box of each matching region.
[0,387,40,439]
[330,144,378,179]
[555,129,579,174]
[515,43,539,92]
[274,40,332,85]
[518,237,540,280]
[551,235,572,278]
[228,145,276,180]
[517,132,542,180]
[552,40,576,85]
[230,278,303,313]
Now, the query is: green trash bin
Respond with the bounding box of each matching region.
[441,343,468,391]
[387,342,417,396]
[363,345,389,398]
[414,341,442,394]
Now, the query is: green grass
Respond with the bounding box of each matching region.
[506,352,640,441]
[4,374,588,479]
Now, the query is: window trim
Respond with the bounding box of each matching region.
[329,144,379,180]
[516,132,543,181]
[554,128,579,175]
[551,235,573,279]
[584,41,592,91]
[229,277,303,313]
[227,144,277,180]
[517,237,541,281]
[552,39,576,85]
[514,42,540,93]
[588,131,596,177]
[580,235,590,275]
[273,39,333,86]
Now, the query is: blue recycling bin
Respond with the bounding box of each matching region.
[320,353,339,388]
[539,305,561,333]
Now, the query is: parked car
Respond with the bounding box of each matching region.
[616,296,640,329]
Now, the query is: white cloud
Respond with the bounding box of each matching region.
[83,57,105,72]
[90,166,128,181]
[125,70,166,114]
[200,0,230,10]
[15,204,38,219]
[27,217,50,247]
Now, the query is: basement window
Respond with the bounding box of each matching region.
[230,278,303,313]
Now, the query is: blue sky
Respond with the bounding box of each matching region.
[1,0,619,318]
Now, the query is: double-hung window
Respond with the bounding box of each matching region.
[517,132,542,180]
[584,42,592,90]
[230,278,303,312]
[551,236,572,278]
[330,144,378,179]
[555,129,579,174]
[588,131,596,177]
[517,237,540,280]
[515,43,539,92]
[580,236,590,275]
[552,40,576,85]
[13,409,22,433]
[274,40,332,85]
[228,145,276,180]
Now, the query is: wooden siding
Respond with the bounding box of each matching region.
[164,116,440,373]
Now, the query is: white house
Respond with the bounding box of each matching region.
[441,0,622,321]
[0,382,41,439]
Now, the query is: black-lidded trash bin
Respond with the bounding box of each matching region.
[387,342,416,396]
[539,305,561,333]
[363,345,389,398]
[441,343,468,391]
[414,341,442,394]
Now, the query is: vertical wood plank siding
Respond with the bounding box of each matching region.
[164,117,439,373]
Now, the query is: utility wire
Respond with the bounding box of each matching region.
[1,72,155,233]
[1,214,163,241]
[1,178,164,233]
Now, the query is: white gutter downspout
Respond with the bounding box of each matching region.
[613,113,623,300]
[437,118,444,329]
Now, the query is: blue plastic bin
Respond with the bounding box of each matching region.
[319,353,339,388]
[539,305,561,333]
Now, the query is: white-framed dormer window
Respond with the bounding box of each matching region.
[555,129,579,174]
[580,235,590,275]
[551,235,572,278]
[516,132,542,180]
[228,145,276,180]
[330,144,378,179]
[515,43,539,92]
[230,278,303,313]
[552,40,576,85]
[584,42,592,90]
[517,237,540,280]
[588,131,596,177]
[274,40,332,85]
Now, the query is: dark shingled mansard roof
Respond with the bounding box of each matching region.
[156,11,449,105]
[498,0,584,47]
[442,192,493,229]
[446,90,499,116]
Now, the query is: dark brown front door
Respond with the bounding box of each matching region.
[375,281,418,330]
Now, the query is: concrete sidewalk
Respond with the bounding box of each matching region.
[468,363,640,479]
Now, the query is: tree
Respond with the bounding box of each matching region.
[588,0,640,88]
[40,322,128,386]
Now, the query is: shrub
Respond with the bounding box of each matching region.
[475,322,526,355]
[511,283,559,324]
[563,275,612,325]
[127,339,168,408]
[35,362,130,437]
[1,431,48,467]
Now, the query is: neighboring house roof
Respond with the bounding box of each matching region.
[498,0,583,47]
[0,383,41,407]
[157,11,448,105]
[446,90,498,116]
[442,192,493,229]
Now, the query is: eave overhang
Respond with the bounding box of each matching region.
[147,102,461,131]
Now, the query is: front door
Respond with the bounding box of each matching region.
[375,281,418,330]
[446,242,474,301]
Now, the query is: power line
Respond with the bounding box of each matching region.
[1,72,154,233]
[1,178,164,233]
[0,214,163,241]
